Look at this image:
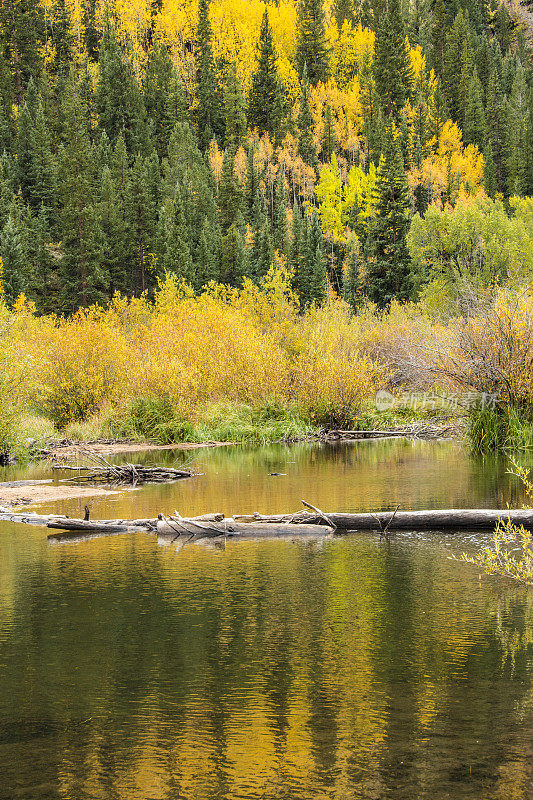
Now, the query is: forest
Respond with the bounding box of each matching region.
[0,0,531,310]
[0,0,532,454]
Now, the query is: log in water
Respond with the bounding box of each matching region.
[3,506,533,538]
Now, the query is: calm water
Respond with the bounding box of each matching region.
[1,440,533,800]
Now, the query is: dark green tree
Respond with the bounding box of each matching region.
[373,0,413,119]
[463,67,486,146]
[248,9,279,138]
[196,0,224,150]
[224,62,246,151]
[0,0,43,102]
[58,80,107,310]
[97,25,146,153]
[0,205,28,303]
[295,0,329,86]
[297,66,317,167]
[363,132,412,306]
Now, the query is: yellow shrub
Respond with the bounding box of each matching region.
[290,298,386,425]
[35,308,132,428]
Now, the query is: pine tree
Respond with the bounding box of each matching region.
[0,207,28,303]
[159,186,194,282]
[463,67,486,146]
[98,165,130,295]
[363,132,412,306]
[373,0,414,119]
[27,204,56,312]
[273,168,288,256]
[297,66,317,167]
[295,0,329,86]
[219,146,242,231]
[506,65,528,195]
[15,102,34,204]
[196,0,224,150]
[485,68,507,195]
[224,62,246,151]
[197,217,222,286]
[303,210,327,305]
[58,79,107,310]
[333,0,355,29]
[50,0,74,72]
[342,237,361,311]
[248,9,280,137]
[97,25,146,153]
[443,11,473,124]
[28,100,57,225]
[144,38,185,157]
[128,153,156,294]
[0,0,43,103]
[221,213,248,284]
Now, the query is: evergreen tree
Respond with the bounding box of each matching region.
[342,237,361,311]
[15,102,34,204]
[363,132,412,306]
[273,168,288,256]
[506,65,528,195]
[159,186,194,282]
[58,79,107,310]
[49,0,74,71]
[224,62,246,151]
[97,25,146,153]
[144,38,185,157]
[303,210,327,305]
[297,66,317,167]
[28,100,57,225]
[0,207,28,303]
[443,11,472,124]
[128,153,156,294]
[248,9,280,138]
[196,0,224,150]
[197,216,222,286]
[295,0,329,86]
[333,0,355,29]
[219,146,242,231]
[0,0,43,102]
[221,212,247,284]
[463,67,486,146]
[98,165,130,295]
[27,204,57,312]
[373,0,414,119]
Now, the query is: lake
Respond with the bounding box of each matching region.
[1,439,533,799]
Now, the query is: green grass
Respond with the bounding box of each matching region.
[350,399,454,431]
[468,405,533,453]
[191,400,313,444]
[105,396,314,445]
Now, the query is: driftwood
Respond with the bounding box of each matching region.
[234,508,533,532]
[51,449,195,485]
[321,423,456,441]
[4,504,533,551]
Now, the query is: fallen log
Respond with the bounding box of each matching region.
[155,515,332,539]
[321,424,456,440]
[4,506,533,542]
[233,508,533,532]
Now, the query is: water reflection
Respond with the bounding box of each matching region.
[0,442,533,799]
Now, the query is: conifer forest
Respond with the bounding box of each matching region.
[0,0,531,312]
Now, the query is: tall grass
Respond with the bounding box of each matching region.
[468,406,533,453]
